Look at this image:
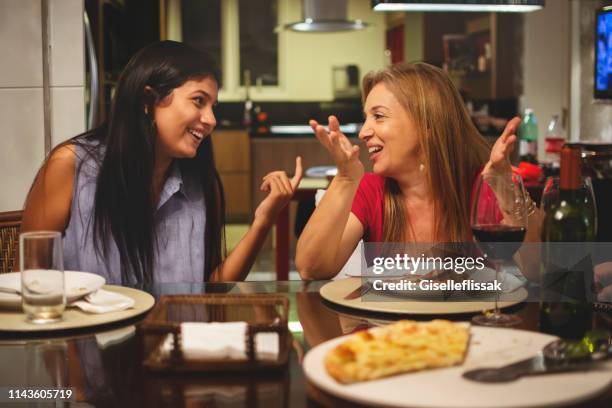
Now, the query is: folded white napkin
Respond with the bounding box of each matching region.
[70,289,135,314]
[161,322,279,361]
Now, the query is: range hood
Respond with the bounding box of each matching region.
[371,0,545,13]
[285,0,368,32]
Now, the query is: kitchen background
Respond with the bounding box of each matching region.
[1,0,611,277]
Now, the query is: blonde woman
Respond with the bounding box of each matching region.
[296,63,539,280]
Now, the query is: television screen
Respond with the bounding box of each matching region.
[595,7,612,100]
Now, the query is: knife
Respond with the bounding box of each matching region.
[344,283,373,300]
[463,336,612,383]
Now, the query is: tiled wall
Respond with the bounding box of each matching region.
[0,0,85,212]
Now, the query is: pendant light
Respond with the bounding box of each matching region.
[371,0,545,13]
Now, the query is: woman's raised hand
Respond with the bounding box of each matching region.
[309,115,363,182]
[483,116,522,177]
[254,157,304,228]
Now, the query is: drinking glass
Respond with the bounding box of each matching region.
[20,231,65,323]
[470,172,528,327]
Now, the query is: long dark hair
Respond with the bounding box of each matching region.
[82,41,225,283]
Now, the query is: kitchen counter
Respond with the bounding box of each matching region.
[250,123,361,138]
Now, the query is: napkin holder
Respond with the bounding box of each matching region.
[140,294,290,372]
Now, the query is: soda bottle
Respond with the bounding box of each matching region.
[543,114,566,168]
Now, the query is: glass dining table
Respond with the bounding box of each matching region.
[0,280,610,408]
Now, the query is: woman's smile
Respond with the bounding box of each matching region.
[187,127,205,146]
[367,144,384,161]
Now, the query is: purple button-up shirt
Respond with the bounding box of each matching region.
[62,141,206,284]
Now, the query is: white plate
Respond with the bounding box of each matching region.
[348,267,526,299]
[0,285,154,332]
[303,326,612,408]
[0,271,105,308]
[320,278,528,315]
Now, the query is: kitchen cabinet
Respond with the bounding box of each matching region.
[211,130,251,222]
[422,12,522,100]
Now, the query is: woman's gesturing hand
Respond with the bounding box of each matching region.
[483,116,522,177]
[254,156,304,228]
[309,115,363,182]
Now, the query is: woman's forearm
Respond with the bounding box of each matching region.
[296,176,360,279]
[515,208,543,282]
[210,219,272,282]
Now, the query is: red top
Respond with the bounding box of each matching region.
[351,173,385,242]
[351,171,505,242]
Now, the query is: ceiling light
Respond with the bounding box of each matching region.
[372,0,545,13]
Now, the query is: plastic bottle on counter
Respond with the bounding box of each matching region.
[543,114,567,172]
[518,108,539,164]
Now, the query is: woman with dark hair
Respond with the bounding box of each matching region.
[22,41,302,284]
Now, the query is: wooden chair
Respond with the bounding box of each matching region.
[0,210,23,273]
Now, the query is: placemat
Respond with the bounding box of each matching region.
[0,285,154,332]
[320,278,528,315]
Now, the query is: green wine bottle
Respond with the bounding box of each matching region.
[540,144,595,339]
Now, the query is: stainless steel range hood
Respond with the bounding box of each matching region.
[285,0,368,32]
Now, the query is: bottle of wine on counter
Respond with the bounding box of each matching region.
[518,108,539,164]
[540,144,596,339]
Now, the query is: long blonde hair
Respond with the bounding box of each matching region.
[362,63,490,242]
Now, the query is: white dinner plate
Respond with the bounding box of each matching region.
[347,267,526,300]
[319,278,528,315]
[303,326,612,408]
[0,271,106,308]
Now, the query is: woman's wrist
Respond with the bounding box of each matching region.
[331,173,362,188]
[525,196,537,217]
[251,216,275,231]
[501,195,537,222]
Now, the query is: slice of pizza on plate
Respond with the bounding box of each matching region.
[325,319,470,384]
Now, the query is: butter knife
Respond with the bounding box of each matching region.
[344,283,373,300]
[463,336,612,383]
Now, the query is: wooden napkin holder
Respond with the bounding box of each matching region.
[140,294,291,372]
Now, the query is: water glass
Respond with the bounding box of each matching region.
[19,231,65,323]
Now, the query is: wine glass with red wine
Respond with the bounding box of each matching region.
[470,171,528,327]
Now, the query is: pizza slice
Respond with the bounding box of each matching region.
[325,320,469,384]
